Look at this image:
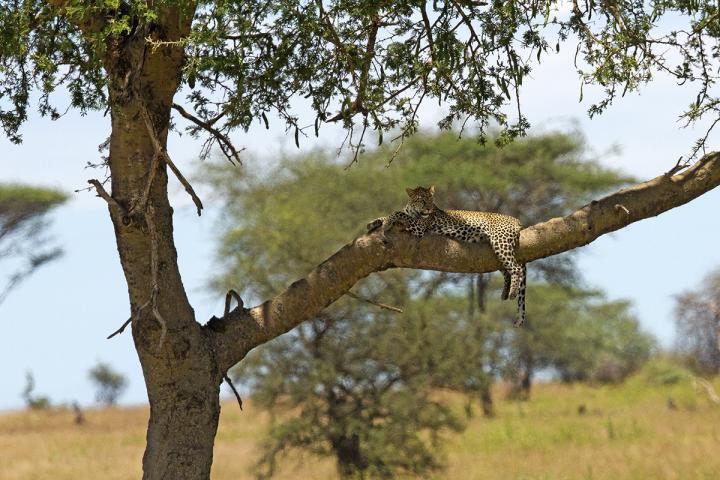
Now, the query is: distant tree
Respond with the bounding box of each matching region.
[494,284,656,398]
[21,371,50,410]
[88,362,128,407]
[674,269,720,375]
[0,184,67,306]
[237,302,465,479]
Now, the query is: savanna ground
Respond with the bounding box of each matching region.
[2,364,719,480]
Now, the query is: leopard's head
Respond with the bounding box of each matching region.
[404,185,435,217]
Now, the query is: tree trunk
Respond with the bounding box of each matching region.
[109,96,223,478]
[100,8,222,479]
[333,433,367,478]
[519,365,533,400]
[470,274,494,417]
[480,384,495,417]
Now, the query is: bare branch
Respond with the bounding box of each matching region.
[345,291,403,313]
[212,151,720,371]
[88,179,127,217]
[107,317,133,339]
[141,105,204,216]
[171,103,243,165]
[165,157,204,216]
[107,297,152,340]
[224,289,244,316]
[223,374,243,411]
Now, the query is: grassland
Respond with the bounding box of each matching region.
[1,366,719,480]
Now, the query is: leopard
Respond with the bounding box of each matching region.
[368,185,527,326]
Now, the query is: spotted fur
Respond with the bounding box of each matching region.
[368,185,527,326]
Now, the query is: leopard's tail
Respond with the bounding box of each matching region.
[513,264,527,327]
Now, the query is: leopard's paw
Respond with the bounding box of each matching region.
[366,218,384,232]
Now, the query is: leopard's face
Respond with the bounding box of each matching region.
[404,185,435,217]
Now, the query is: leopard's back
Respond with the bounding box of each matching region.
[430,209,522,243]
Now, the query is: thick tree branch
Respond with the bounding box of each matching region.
[212,151,720,371]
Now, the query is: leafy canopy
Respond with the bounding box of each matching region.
[1,1,719,156]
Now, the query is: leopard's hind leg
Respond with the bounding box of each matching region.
[501,271,511,300]
[489,230,523,300]
[513,264,527,327]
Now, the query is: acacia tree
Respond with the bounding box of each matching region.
[0,184,67,306]
[2,1,720,478]
[89,361,129,406]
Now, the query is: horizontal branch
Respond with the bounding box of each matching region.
[211,151,720,371]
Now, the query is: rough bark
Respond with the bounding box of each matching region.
[213,152,720,372]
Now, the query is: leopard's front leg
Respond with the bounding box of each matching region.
[366,217,386,232]
[367,211,427,237]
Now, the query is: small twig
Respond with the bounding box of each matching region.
[224,289,244,316]
[165,157,204,216]
[224,374,243,411]
[137,107,165,214]
[88,179,126,216]
[665,156,690,177]
[614,204,630,215]
[107,297,151,339]
[387,133,407,165]
[171,103,242,165]
[107,317,134,339]
[344,119,369,169]
[345,291,403,313]
[150,288,167,352]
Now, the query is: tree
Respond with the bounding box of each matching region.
[3,2,720,478]
[21,371,50,410]
[673,268,720,375]
[88,361,129,406]
[237,305,465,479]
[0,184,67,306]
[491,283,655,398]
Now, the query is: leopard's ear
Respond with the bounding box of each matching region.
[406,187,415,196]
[428,185,435,195]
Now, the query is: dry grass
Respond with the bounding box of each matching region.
[1,374,719,480]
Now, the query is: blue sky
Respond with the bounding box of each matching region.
[1,40,719,411]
